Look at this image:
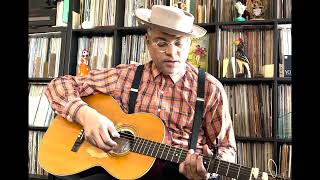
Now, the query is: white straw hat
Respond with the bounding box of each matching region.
[135,5,207,38]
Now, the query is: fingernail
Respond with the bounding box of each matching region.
[111,141,117,146]
[112,131,120,138]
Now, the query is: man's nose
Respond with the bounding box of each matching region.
[165,44,180,56]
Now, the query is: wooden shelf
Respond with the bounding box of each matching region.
[29,126,48,131]
[236,136,275,142]
[217,18,291,26]
[29,26,67,34]
[277,77,292,83]
[275,18,292,24]
[118,26,147,35]
[73,26,116,36]
[29,174,48,180]
[28,78,54,83]
[276,138,292,143]
[219,78,274,84]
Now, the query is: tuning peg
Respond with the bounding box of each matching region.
[250,167,259,179]
[261,172,268,180]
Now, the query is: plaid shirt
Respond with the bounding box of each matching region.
[45,61,236,162]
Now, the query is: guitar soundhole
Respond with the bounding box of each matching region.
[110,130,133,156]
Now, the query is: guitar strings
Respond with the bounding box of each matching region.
[123,134,253,177]
[118,132,254,177]
[132,136,253,177]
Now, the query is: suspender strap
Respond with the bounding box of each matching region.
[189,69,206,150]
[128,65,144,114]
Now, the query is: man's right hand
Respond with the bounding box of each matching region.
[76,105,120,152]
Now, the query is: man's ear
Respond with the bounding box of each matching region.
[145,34,150,44]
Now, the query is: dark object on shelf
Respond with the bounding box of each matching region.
[29,0,57,27]
[284,55,292,77]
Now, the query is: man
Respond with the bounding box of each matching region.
[45,5,236,180]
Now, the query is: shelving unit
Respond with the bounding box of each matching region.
[28,0,292,179]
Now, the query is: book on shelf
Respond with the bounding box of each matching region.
[283,55,291,77]
[73,0,116,29]
[55,0,68,27]
[29,36,62,78]
[29,131,48,176]
[224,84,273,138]
[236,142,275,177]
[277,84,291,139]
[29,84,55,128]
[170,0,216,23]
[124,0,166,27]
[278,143,292,178]
[277,0,292,19]
[121,35,150,65]
[278,24,291,78]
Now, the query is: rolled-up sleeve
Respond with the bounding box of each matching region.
[44,68,119,122]
[204,80,236,163]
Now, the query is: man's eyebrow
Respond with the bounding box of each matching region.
[152,36,184,41]
[152,37,167,41]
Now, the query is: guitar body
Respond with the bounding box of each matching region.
[38,94,166,179]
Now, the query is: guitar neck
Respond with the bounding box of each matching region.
[129,136,259,180]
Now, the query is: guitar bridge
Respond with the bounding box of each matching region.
[71,129,85,152]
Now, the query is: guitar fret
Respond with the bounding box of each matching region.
[164,145,171,160]
[142,139,149,154]
[237,164,241,179]
[170,147,177,162]
[149,142,157,156]
[132,138,140,152]
[150,141,156,156]
[215,159,220,174]
[160,144,166,159]
[177,148,183,163]
[138,139,145,154]
[206,156,212,172]
[145,140,151,155]
[225,162,230,176]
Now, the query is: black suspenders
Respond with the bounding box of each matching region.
[128,65,206,150]
[189,68,205,150]
[128,65,144,114]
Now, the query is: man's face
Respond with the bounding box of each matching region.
[145,29,191,76]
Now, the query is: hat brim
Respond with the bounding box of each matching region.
[135,8,207,38]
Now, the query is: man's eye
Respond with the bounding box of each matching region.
[156,41,167,47]
[174,41,183,47]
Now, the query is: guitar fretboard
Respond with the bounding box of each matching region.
[127,136,255,180]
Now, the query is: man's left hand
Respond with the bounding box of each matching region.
[179,145,213,180]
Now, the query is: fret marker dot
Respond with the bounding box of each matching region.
[176,154,178,156]
[204,162,207,164]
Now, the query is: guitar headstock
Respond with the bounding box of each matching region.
[250,167,268,180]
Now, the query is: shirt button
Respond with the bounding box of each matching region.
[158,108,161,112]
[160,91,164,94]
[67,115,71,120]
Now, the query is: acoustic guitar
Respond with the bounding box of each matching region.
[38,94,269,180]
